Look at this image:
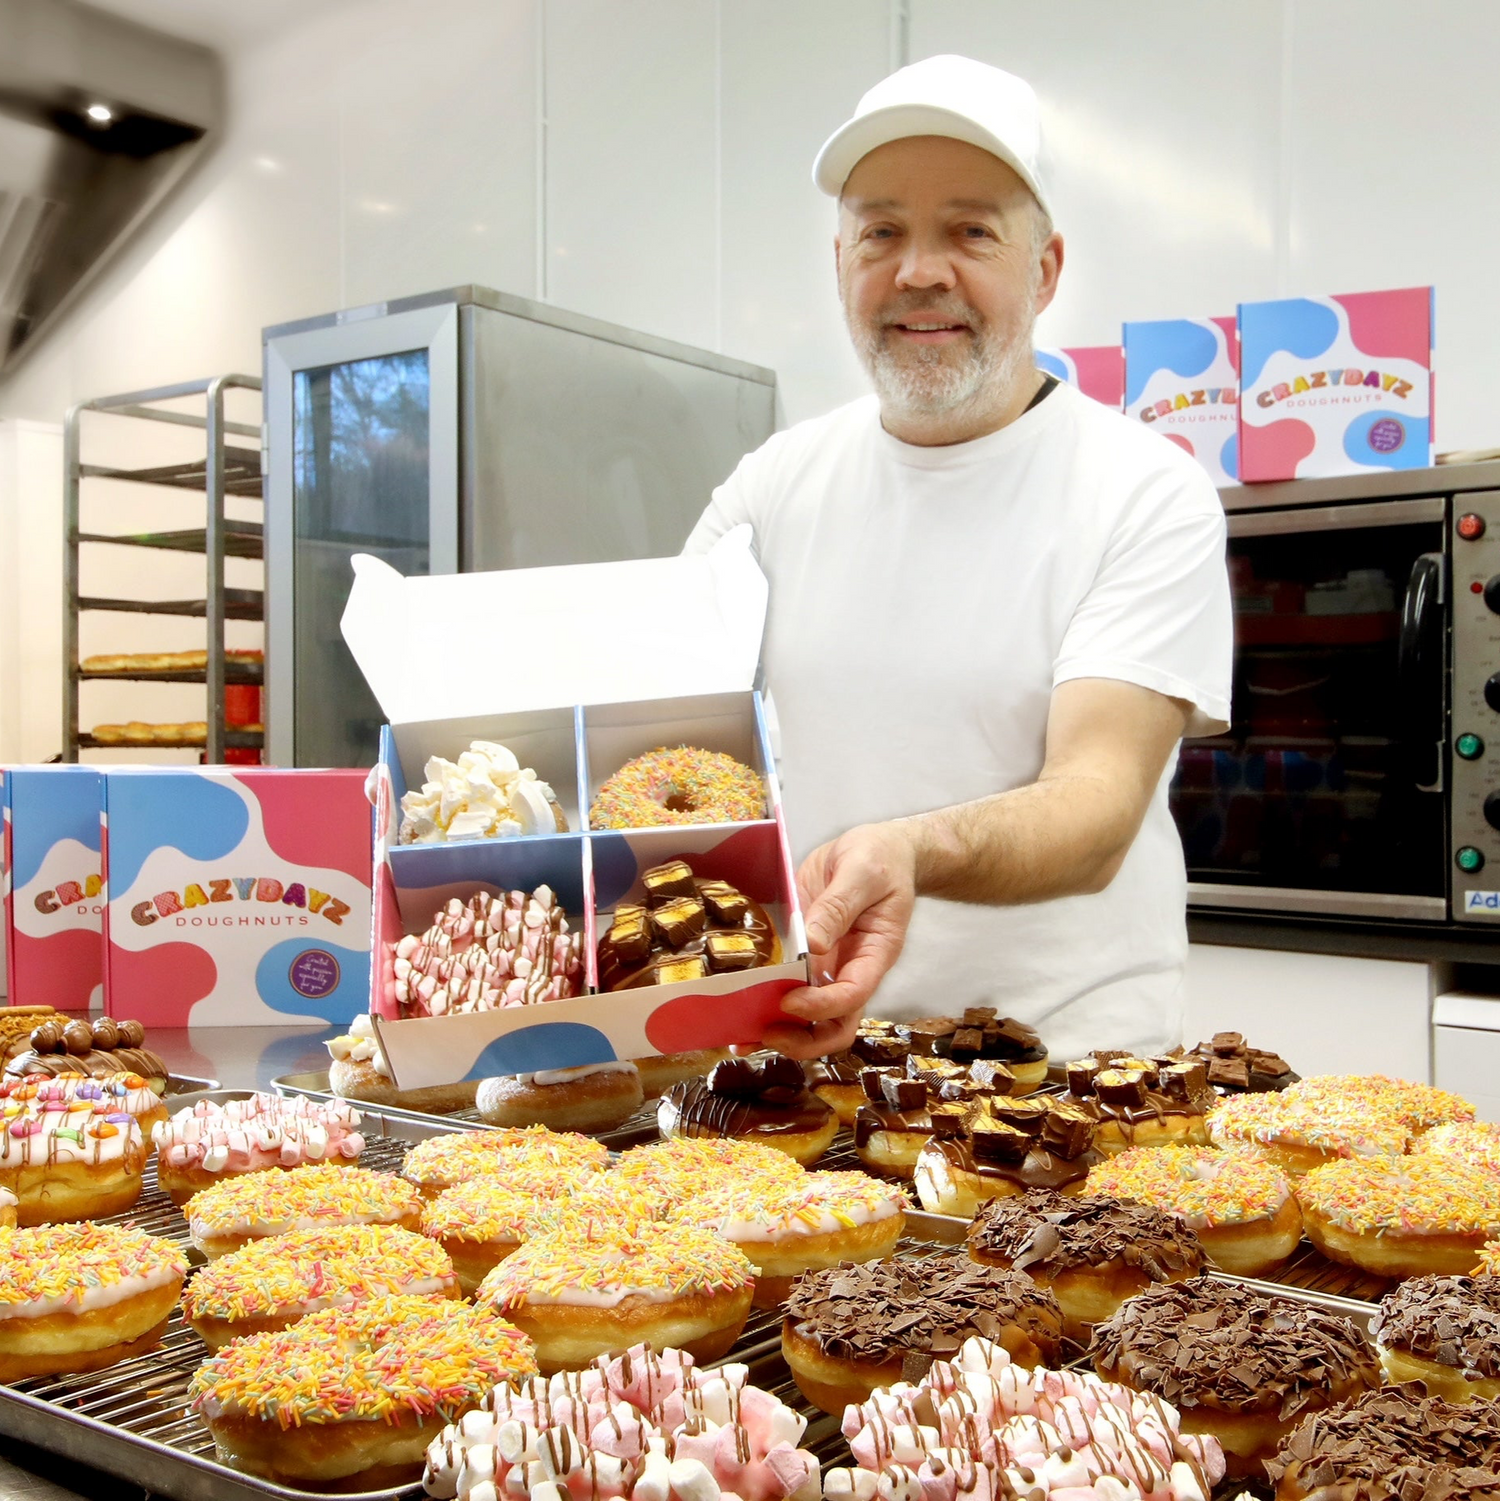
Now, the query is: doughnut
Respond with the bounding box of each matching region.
[391,887,583,1017]
[597,865,780,991]
[1412,1120,1500,1172]
[326,1013,478,1114]
[588,746,764,830]
[1084,1144,1302,1277]
[0,1072,166,1135]
[613,1135,804,1212]
[894,1009,1050,1091]
[674,1166,906,1306]
[828,1333,1226,1501]
[189,1294,537,1490]
[1372,1274,1500,1401]
[423,1341,821,1501]
[0,1007,59,1063]
[397,739,568,844]
[1290,1072,1475,1134]
[152,1092,365,1204]
[1206,1089,1409,1175]
[0,1100,146,1225]
[913,1094,1104,1216]
[1065,1054,1215,1153]
[782,1251,1063,1413]
[187,1161,426,1259]
[853,1070,935,1180]
[475,1061,644,1133]
[0,1189,15,1228]
[628,1048,732,1100]
[658,1056,837,1166]
[966,1188,1204,1337]
[1186,1031,1299,1092]
[1267,1384,1500,1501]
[805,1019,911,1125]
[182,1223,460,1349]
[6,1016,168,1094]
[1297,1154,1500,1277]
[401,1127,609,1199]
[0,1223,187,1381]
[476,1223,755,1372]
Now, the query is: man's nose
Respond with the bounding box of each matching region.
[894,235,957,291]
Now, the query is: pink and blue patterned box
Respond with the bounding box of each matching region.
[1035,345,1124,411]
[1124,317,1240,485]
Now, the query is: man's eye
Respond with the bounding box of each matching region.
[864,226,896,240]
[962,226,994,239]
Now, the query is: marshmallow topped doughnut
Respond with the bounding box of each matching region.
[187,1161,425,1259]
[1206,1089,1409,1176]
[1374,1274,1500,1401]
[475,1061,644,1133]
[674,1167,906,1306]
[423,1341,822,1501]
[326,1014,479,1115]
[1091,1277,1378,1480]
[190,1294,537,1490]
[0,1223,187,1381]
[477,1223,755,1372]
[152,1092,364,1204]
[827,1334,1226,1501]
[589,746,764,830]
[0,1099,146,1225]
[783,1252,1064,1414]
[401,1126,609,1199]
[183,1223,460,1350]
[398,739,567,844]
[1085,1145,1302,1277]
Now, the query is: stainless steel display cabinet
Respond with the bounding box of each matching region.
[264,286,777,769]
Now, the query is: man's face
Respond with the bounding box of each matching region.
[837,136,1058,423]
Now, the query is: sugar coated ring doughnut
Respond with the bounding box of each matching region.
[401,1127,609,1197]
[182,1224,459,1349]
[1085,1144,1302,1277]
[614,1135,804,1212]
[1374,1274,1500,1401]
[477,1223,755,1372]
[589,745,764,829]
[187,1162,425,1259]
[1207,1090,1409,1174]
[0,1222,187,1381]
[1297,1155,1500,1277]
[189,1294,536,1489]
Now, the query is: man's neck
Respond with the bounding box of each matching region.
[879,364,1049,447]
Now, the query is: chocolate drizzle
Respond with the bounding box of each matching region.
[923,1096,1103,1192]
[1375,1275,1500,1379]
[785,1252,1063,1365]
[659,1056,833,1140]
[1065,1051,1216,1135]
[896,1010,1046,1064]
[5,1016,166,1086]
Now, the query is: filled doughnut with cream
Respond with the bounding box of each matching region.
[326,1014,478,1114]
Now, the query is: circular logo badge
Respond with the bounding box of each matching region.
[289,948,341,999]
[1368,417,1406,454]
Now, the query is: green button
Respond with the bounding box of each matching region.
[1458,733,1486,760]
[1459,846,1486,873]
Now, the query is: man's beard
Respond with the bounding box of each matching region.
[846,293,1035,421]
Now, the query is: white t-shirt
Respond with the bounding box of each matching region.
[683,380,1232,1060]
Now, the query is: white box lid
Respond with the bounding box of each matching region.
[341,525,767,724]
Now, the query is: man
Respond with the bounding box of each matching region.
[684,56,1232,1062]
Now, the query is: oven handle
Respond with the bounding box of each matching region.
[1397,551,1446,792]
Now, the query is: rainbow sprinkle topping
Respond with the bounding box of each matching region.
[182,1225,456,1321]
[674,1168,904,1240]
[1414,1122,1500,1174]
[420,1175,660,1245]
[1291,1074,1475,1131]
[1207,1090,1409,1159]
[0,1223,185,1308]
[1300,1154,1500,1235]
[188,1294,535,1428]
[589,746,764,830]
[615,1136,803,1210]
[188,1162,422,1237]
[401,1128,609,1192]
[1085,1145,1291,1226]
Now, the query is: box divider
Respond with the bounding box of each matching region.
[581,836,599,995]
[573,705,591,835]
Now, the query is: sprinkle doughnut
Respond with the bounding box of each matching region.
[187,1162,425,1259]
[183,1224,460,1349]
[674,1167,906,1306]
[401,1127,609,1199]
[1374,1274,1500,1401]
[614,1135,804,1213]
[1411,1120,1500,1172]
[477,1223,755,1372]
[589,745,764,830]
[1085,1145,1302,1277]
[0,1223,187,1381]
[1297,1155,1500,1277]
[189,1294,537,1490]
[1206,1090,1409,1175]
[1290,1073,1475,1134]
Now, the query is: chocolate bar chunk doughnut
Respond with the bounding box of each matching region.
[5,1017,168,1095]
[1066,1052,1215,1154]
[658,1055,837,1166]
[1186,1031,1300,1093]
[894,1009,1048,1092]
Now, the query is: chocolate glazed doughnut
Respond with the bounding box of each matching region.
[6,1018,168,1094]
[658,1056,837,1166]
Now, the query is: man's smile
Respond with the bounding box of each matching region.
[885,318,971,346]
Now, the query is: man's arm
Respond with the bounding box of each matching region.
[761,677,1191,1057]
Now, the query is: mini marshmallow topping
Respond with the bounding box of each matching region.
[399,740,565,844]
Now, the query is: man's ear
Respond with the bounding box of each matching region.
[1035,231,1065,317]
[833,232,843,280]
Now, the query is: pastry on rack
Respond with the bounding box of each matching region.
[325,1013,478,1114]
[400,1126,609,1199]
[805,1018,911,1125]
[6,1016,168,1094]
[658,1055,837,1166]
[398,740,567,844]
[0,1100,146,1224]
[0,1072,168,1136]
[894,1009,1049,1091]
[1065,1050,1216,1152]
[1374,1273,1500,1401]
[474,1061,644,1132]
[1185,1031,1299,1092]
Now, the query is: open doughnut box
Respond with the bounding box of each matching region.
[341,528,813,1091]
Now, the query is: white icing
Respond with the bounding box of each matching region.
[0,1262,181,1321]
[520,1282,684,1309]
[0,1112,143,1166]
[514,1062,639,1088]
[191,1209,412,1240]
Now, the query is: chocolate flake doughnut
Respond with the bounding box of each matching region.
[1373,1274,1500,1400]
[589,746,764,830]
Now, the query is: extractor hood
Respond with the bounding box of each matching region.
[0,0,222,373]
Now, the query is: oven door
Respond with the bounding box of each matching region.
[1175,495,1449,921]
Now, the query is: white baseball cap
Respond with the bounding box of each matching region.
[813,54,1050,216]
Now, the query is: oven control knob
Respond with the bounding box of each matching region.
[1486,793,1500,832]
[1485,576,1500,613]
[1487,674,1500,714]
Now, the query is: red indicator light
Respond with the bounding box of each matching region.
[1459,513,1487,540]
[1473,581,1485,594]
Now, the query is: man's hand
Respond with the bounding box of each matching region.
[760,823,917,1059]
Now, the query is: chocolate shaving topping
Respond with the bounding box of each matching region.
[968,1189,1204,1282]
[785,1251,1063,1365]
[1374,1275,1500,1380]
[1092,1276,1377,1421]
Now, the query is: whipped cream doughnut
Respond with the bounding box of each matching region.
[152,1092,364,1205]
[399,740,567,844]
[828,1334,1225,1501]
[402,1127,609,1199]
[0,1222,187,1381]
[326,1014,478,1114]
[191,1294,537,1490]
[0,1098,146,1225]
[393,887,583,1016]
[1,1071,166,1134]
[477,1224,756,1372]
[187,1161,425,1259]
[183,1223,460,1349]
[424,1342,822,1501]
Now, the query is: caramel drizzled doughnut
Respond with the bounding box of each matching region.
[1085,1144,1302,1277]
[1092,1277,1378,1480]
[967,1188,1204,1337]
[189,1294,537,1490]
[589,746,765,830]
[659,1056,836,1166]
[6,1016,167,1094]
[1066,1053,1215,1153]
[783,1252,1063,1413]
[0,1223,186,1381]
[401,1127,609,1199]
[1374,1274,1500,1401]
